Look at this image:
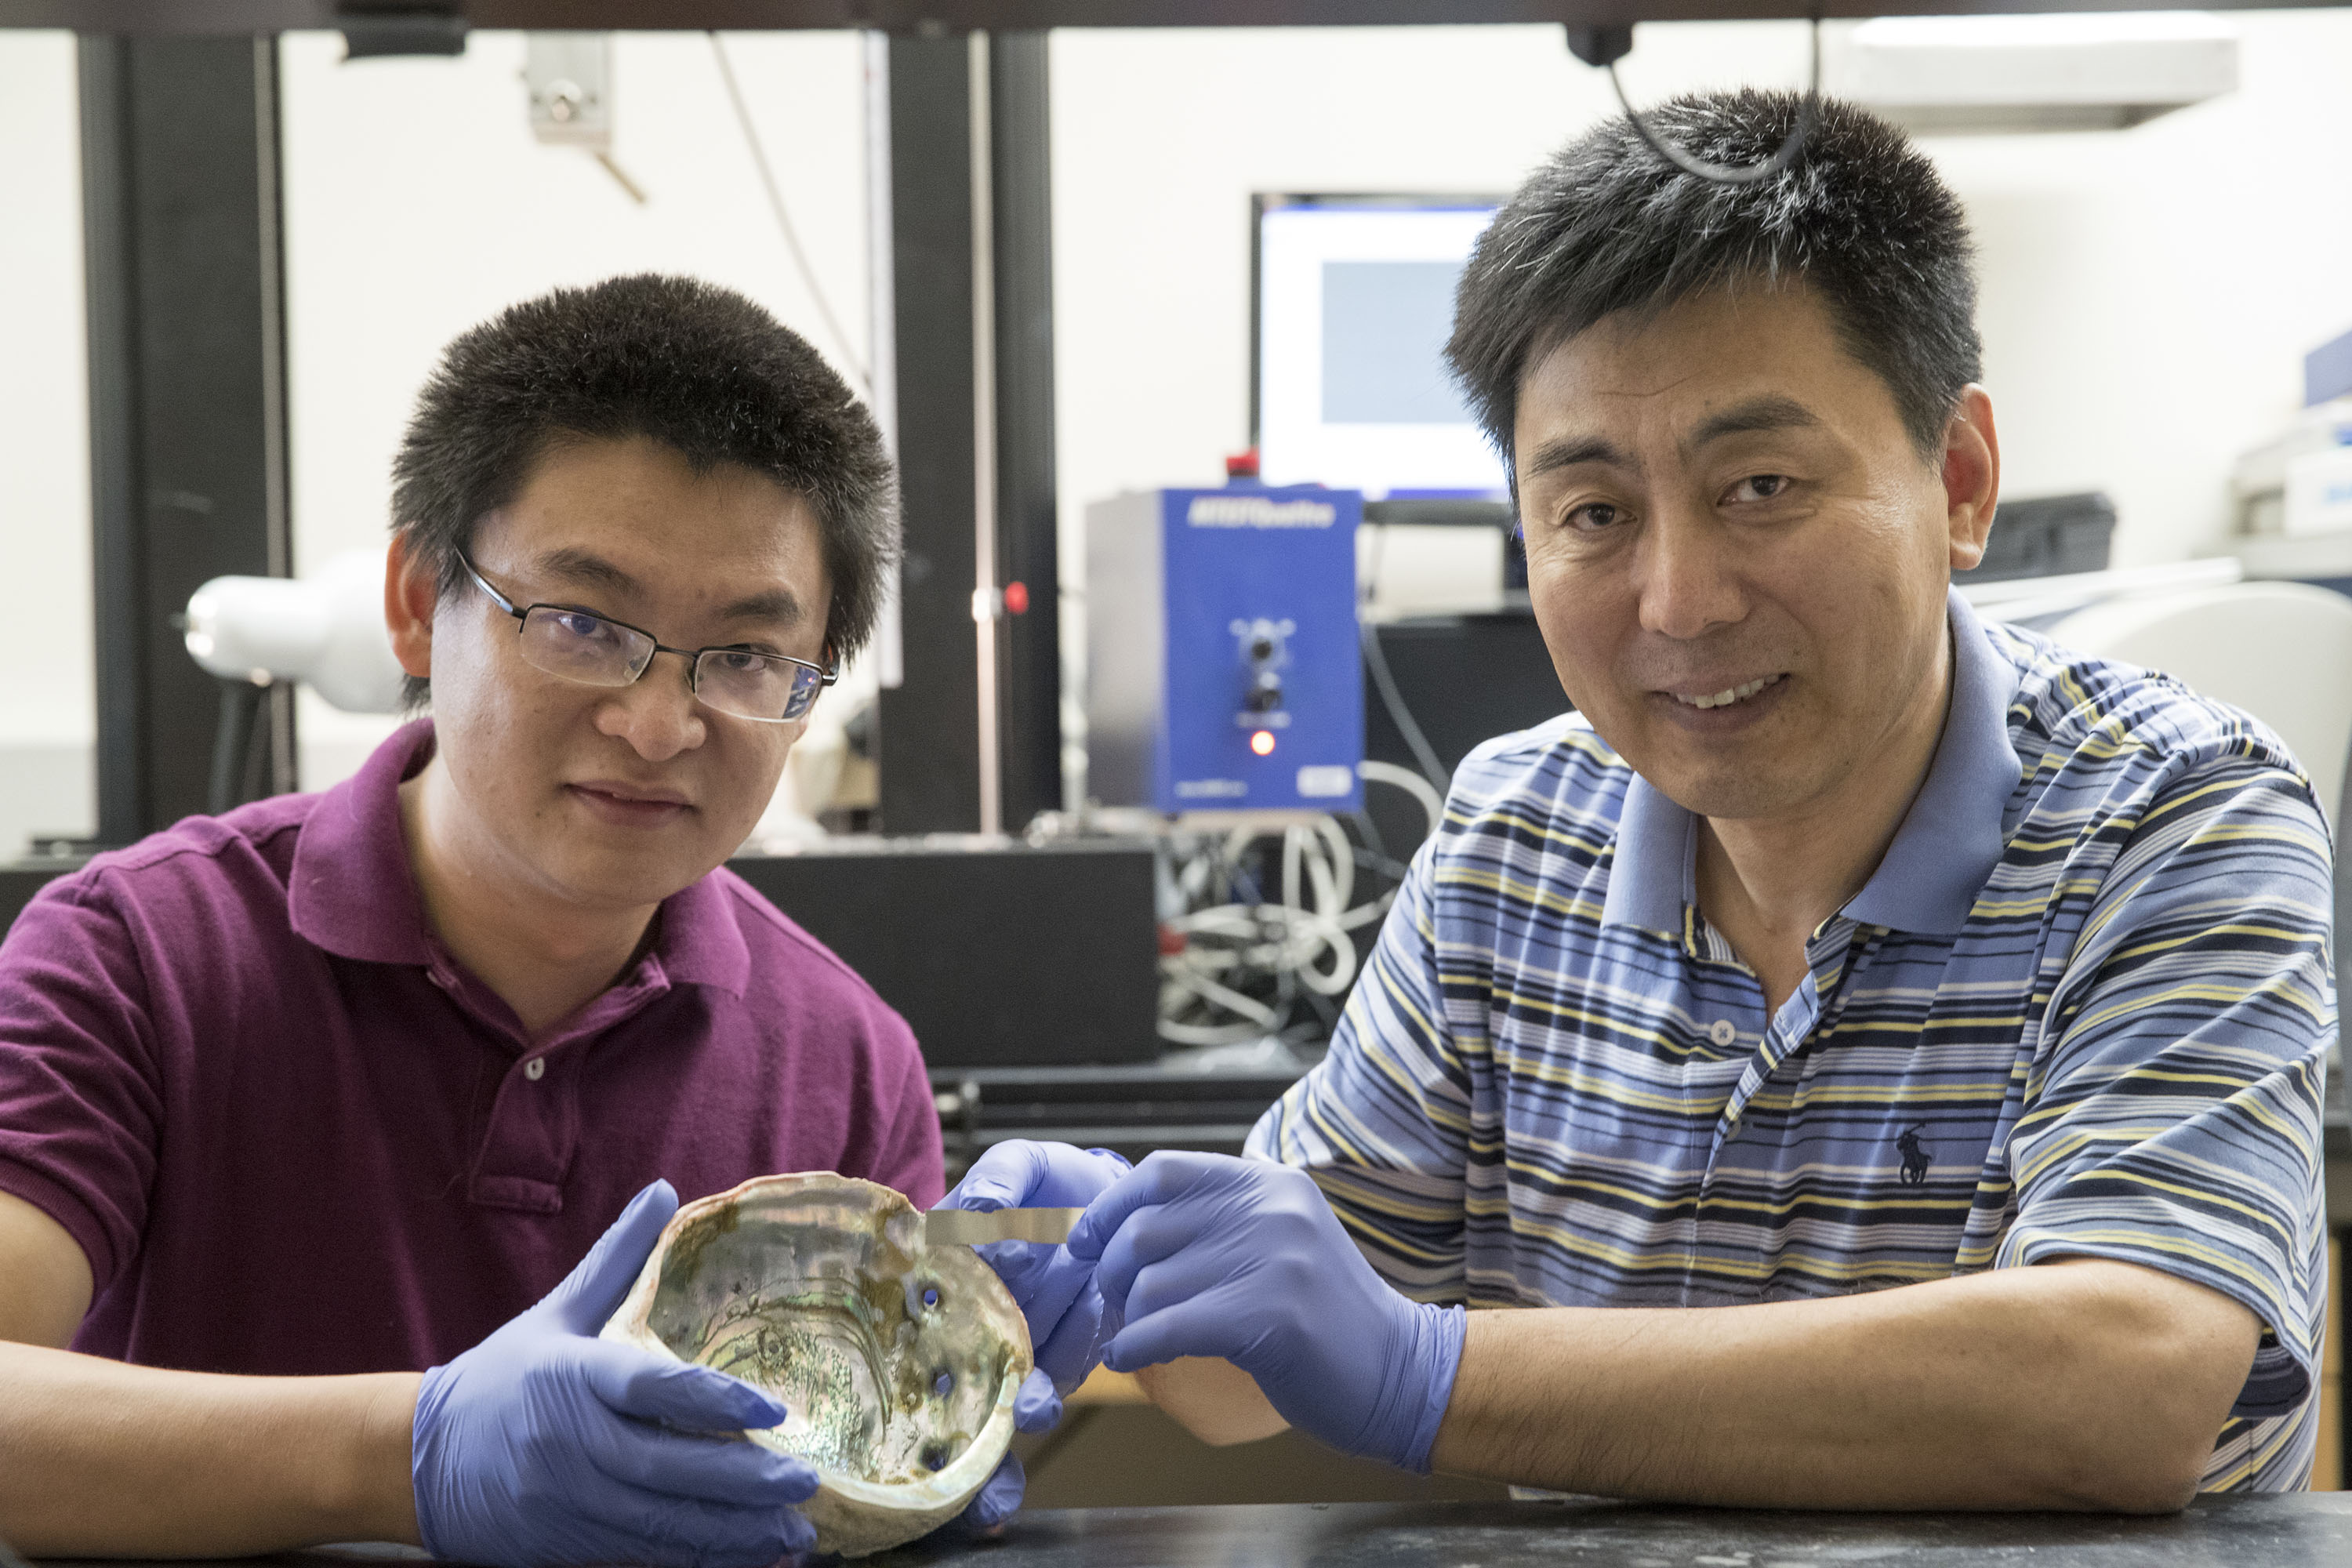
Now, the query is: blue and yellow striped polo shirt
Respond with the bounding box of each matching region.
[1248,589,2333,1490]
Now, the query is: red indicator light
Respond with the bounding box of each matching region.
[1003,580,1029,615]
[1250,730,1276,757]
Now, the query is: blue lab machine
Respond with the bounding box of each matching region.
[1086,485,1363,813]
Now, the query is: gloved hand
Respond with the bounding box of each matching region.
[412,1180,821,1568]
[1066,1151,1465,1474]
[938,1140,1133,1394]
[936,1141,1132,1535]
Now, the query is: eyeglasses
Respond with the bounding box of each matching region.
[459,552,837,724]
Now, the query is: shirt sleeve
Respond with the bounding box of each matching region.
[1998,748,2333,1421]
[0,871,166,1298]
[858,1008,946,1210]
[1248,833,1478,1303]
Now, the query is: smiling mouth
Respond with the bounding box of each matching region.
[1669,673,1785,711]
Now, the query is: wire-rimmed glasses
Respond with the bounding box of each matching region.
[459,552,836,724]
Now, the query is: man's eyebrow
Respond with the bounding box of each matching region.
[1685,394,1823,452]
[717,589,806,629]
[1522,435,1636,482]
[532,546,638,597]
[529,547,806,631]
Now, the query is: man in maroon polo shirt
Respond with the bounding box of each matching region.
[0,276,1049,1564]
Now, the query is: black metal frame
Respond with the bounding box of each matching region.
[80,34,294,845]
[873,29,1062,835]
[989,31,1062,832]
[875,32,985,834]
[3,0,2321,30]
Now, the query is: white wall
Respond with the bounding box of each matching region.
[1937,12,2352,565]
[8,16,2352,850]
[1048,14,2352,573]
[0,31,94,850]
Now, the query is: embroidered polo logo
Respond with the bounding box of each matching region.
[1896,1123,1933,1186]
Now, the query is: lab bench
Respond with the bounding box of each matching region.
[31,1493,2352,1568]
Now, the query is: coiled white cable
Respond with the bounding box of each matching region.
[1156,762,1450,1045]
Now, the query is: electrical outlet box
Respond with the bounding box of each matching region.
[1087,486,1363,814]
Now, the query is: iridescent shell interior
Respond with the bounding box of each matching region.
[602,1174,1032,1558]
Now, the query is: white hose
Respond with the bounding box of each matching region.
[1153,767,1448,1043]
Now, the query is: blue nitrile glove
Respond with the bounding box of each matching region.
[937,1142,1132,1534]
[412,1180,822,1568]
[1066,1151,1466,1474]
[939,1140,1134,1394]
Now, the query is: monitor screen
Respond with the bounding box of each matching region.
[1253,194,1506,498]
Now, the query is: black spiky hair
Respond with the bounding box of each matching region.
[389,274,898,710]
[1446,90,1982,474]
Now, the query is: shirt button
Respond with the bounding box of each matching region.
[1709,1019,1738,1047]
[524,1057,546,1082]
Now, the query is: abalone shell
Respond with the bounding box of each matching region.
[601,1173,1033,1558]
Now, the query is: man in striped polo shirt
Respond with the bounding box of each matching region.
[952,91,2331,1504]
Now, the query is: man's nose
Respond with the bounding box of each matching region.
[1634,499,1745,641]
[593,652,708,761]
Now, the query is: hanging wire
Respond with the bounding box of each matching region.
[1585,19,1823,188]
[710,34,873,390]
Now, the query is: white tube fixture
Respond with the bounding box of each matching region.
[183,548,407,714]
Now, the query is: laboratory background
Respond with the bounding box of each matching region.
[5,2,2352,1519]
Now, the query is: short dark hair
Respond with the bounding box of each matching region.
[1447,90,1981,474]
[390,274,897,709]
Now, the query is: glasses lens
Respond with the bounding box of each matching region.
[695,650,823,722]
[517,607,650,687]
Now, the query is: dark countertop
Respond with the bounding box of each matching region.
[878,1494,2352,1566]
[45,1495,2342,1568]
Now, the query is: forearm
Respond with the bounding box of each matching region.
[1430,1260,2256,1512]
[0,1341,422,1555]
[1134,1356,1290,1446]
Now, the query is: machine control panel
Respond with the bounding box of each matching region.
[1087,486,1363,814]
[1235,617,1294,722]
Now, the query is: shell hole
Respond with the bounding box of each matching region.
[923,1443,950,1472]
[934,1370,954,1397]
[922,1285,941,1309]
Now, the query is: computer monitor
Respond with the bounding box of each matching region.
[1252,193,1507,499]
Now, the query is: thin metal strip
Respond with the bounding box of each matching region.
[968,27,1002,837]
[921,1205,1083,1246]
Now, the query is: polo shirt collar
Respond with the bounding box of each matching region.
[652,862,750,996]
[289,719,438,966]
[290,718,750,996]
[1599,586,2022,939]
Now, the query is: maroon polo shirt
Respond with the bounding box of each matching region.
[0,720,942,1376]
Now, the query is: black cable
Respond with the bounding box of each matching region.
[1361,622,1450,792]
[710,34,873,390]
[1359,521,1450,792]
[1571,20,1822,189]
[208,680,266,816]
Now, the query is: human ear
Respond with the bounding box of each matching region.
[1941,386,2001,572]
[385,532,439,680]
